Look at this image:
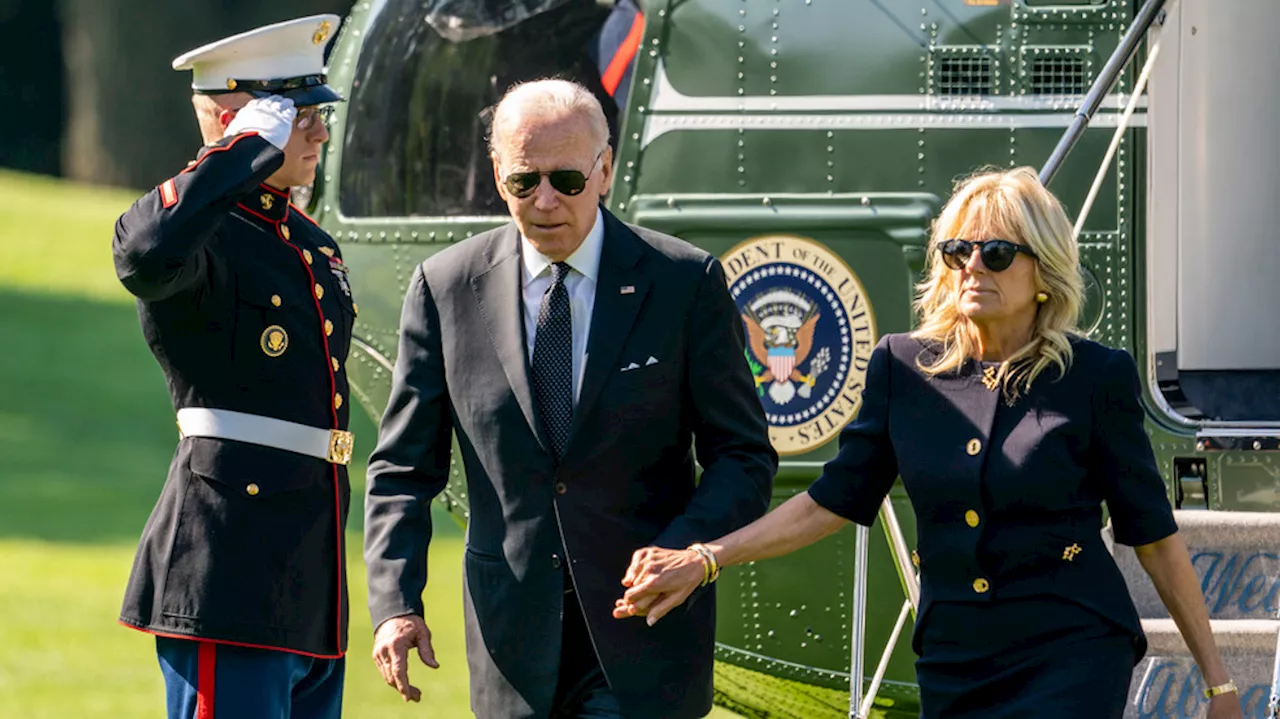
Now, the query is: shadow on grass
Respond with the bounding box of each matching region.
[0,287,459,544]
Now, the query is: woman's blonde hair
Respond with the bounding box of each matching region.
[911,166,1084,401]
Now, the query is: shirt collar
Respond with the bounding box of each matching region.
[521,207,604,283]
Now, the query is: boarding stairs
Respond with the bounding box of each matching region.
[1111,510,1280,719]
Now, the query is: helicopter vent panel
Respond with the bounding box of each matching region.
[934,56,994,96]
[1029,56,1088,95]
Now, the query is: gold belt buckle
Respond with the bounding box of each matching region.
[327,429,354,465]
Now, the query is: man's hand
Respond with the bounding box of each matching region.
[371,614,439,702]
[612,546,707,626]
[224,96,296,151]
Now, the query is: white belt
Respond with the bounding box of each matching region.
[176,408,354,465]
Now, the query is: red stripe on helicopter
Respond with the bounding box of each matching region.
[602,12,645,96]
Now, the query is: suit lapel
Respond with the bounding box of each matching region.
[470,226,551,454]
[568,212,649,447]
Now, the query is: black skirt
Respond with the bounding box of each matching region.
[915,597,1138,719]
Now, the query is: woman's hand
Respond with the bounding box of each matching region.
[1206,693,1243,719]
[612,546,709,626]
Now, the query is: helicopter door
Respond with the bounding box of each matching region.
[1147,0,1280,423]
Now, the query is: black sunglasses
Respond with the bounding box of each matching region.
[503,151,604,199]
[939,239,1039,272]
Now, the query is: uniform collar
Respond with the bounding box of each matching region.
[237,183,291,224]
[521,207,604,283]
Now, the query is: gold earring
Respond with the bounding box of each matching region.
[1036,291,1049,303]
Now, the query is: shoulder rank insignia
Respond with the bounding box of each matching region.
[261,325,289,357]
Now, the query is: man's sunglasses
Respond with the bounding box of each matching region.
[503,150,604,199]
[939,239,1039,272]
[295,105,335,131]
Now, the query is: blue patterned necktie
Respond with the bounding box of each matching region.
[531,262,574,460]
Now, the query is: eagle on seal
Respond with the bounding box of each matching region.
[742,297,820,405]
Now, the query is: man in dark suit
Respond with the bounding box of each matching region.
[363,78,777,718]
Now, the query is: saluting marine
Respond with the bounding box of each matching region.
[111,15,356,719]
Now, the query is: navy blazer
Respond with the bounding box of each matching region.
[808,333,1178,658]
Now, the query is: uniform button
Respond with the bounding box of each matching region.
[270,294,281,307]
[972,578,990,594]
[353,303,359,316]
[246,483,260,496]
[303,249,313,264]
[334,393,343,410]
[314,283,324,300]
[554,482,567,495]
[331,357,339,372]
[964,510,980,528]
[324,319,334,336]
[281,226,291,240]
[911,550,920,568]
[966,438,982,456]
[551,555,562,569]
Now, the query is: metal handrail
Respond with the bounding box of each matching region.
[1040,0,1168,186]
[848,497,920,718]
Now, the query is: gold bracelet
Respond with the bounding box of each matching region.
[688,544,711,586]
[1204,680,1237,699]
[689,544,720,587]
[689,543,721,586]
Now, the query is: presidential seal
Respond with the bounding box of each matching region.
[722,236,877,456]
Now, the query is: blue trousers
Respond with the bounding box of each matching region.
[156,636,344,719]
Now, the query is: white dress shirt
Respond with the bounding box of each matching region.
[521,208,604,405]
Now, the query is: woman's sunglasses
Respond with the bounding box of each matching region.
[939,239,1039,272]
[503,150,604,199]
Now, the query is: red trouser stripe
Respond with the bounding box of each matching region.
[195,641,216,719]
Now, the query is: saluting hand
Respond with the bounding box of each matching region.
[612,546,708,626]
[371,614,439,703]
[224,95,296,152]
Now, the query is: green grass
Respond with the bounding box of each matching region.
[0,170,739,717]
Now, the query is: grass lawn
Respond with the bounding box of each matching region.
[0,170,740,718]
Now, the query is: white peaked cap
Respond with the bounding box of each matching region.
[171,14,343,104]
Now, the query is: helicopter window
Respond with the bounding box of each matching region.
[338,0,623,218]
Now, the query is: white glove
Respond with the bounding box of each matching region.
[225,96,296,151]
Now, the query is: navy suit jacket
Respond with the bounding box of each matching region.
[808,333,1178,658]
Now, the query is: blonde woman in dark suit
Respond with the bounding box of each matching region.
[613,167,1243,719]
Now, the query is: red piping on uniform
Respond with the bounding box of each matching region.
[117,623,344,660]
[274,224,346,658]
[180,132,261,175]
[602,12,645,96]
[259,182,289,197]
[234,202,289,227]
[195,642,216,719]
[290,204,320,228]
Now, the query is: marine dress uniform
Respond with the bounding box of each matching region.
[112,15,356,719]
[807,333,1179,719]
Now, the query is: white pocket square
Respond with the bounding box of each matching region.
[621,362,640,372]
[645,356,659,366]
